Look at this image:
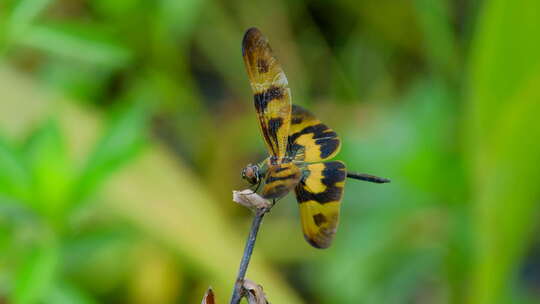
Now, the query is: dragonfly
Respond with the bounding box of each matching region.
[240,27,390,249]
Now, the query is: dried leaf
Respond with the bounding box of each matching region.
[232,190,271,212]
[201,287,215,304]
[243,279,269,304]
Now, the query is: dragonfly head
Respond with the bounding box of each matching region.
[241,164,261,185]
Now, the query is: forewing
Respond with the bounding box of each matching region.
[261,163,301,200]
[242,27,291,160]
[295,161,346,248]
[288,105,341,162]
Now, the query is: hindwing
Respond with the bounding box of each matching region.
[288,105,341,162]
[295,161,346,248]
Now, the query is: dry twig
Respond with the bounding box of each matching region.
[229,190,272,304]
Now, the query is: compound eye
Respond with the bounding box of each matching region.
[242,166,256,182]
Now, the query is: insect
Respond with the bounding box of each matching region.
[240,27,390,249]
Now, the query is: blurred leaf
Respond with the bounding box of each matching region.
[63,226,134,272]
[467,0,540,303]
[15,23,132,68]
[0,136,31,202]
[316,203,445,303]
[194,6,247,94]
[341,0,422,55]
[469,76,540,304]
[44,281,97,304]
[64,228,135,294]
[6,0,52,37]
[468,0,540,153]
[343,79,462,202]
[158,0,204,41]
[38,61,114,104]
[413,0,459,78]
[0,197,38,229]
[11,242,59,304]
[22,120,71,221]
[91,0,146,20]
[72,102,148,205]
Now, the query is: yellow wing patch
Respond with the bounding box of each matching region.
[261,163,301,200]
[242,27,291,161]
[295,161,346,248]
[288,105,341,162]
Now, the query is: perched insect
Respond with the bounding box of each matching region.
[240,27,390,249]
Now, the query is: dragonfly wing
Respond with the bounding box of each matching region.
[289,105,341,162]
[242,27,291,161]
[295,161,346,248]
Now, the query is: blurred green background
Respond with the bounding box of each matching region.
[1,0,540,303]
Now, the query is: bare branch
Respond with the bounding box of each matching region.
[230,190,272,304]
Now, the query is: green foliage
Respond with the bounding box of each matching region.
[0,103,148,303]
[17,23,132,68]
[22,120,71,220]
[44,281,98,304]
[468,0,540,303]
[71,102,148,205]
[0,137,31,202]
[1,0,539,303]
[12,241,59,304]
